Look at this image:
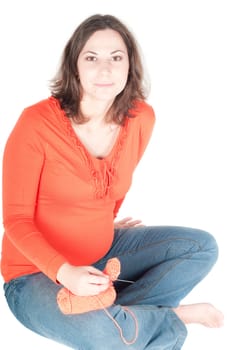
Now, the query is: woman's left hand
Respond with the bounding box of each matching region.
[114,216,144,229]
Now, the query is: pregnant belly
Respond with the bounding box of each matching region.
[36,208,114,265]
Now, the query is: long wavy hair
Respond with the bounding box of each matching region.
[50,14,148,124]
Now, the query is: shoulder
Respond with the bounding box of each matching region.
[129,100,156,131]
[23,96,60,119]
[17,96,61,129]
[131,100,155,124]
[8,97,61,139]
[133,100,155,115]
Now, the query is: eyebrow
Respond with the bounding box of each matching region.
[82,50,127,55]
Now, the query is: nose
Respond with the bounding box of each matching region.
[98,59,112,74]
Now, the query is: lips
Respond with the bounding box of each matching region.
[94,83,114,87]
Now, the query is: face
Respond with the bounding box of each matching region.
[77,29,129,103]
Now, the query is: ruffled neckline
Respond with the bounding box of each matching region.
[49,96,129,199]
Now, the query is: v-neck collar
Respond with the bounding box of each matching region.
[51,96,129,198]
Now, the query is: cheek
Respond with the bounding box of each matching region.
[118,69,129,87]
[79,70,93,88]
[120,64,129,81]
[77,62,92,81]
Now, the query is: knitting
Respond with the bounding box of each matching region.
[57,257,121,314]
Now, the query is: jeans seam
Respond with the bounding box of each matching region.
[116,237,203,258]
[98,237,204,269]
[119,253,194,305]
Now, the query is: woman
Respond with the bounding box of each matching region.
[1,14,223,349]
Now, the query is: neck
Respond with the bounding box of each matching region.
[80,98,114,123]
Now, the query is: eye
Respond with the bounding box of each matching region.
[112,55,122,61]
[85,56,97,62]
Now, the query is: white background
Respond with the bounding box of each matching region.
[0,1,231,349]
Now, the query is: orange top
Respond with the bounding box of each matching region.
[1,97,155,283]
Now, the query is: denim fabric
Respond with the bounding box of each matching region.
[3,226,218,349]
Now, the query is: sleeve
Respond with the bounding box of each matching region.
[2,108,67,282]
[113,196,125,219]
[113,102,156,219]
[137,103,156,161]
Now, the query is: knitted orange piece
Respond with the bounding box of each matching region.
[103,257,121,281]
[57,258,121,315]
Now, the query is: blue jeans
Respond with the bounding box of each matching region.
[3,226,218,349]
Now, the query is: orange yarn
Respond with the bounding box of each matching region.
[57,257,139,345]
[57,258,120,315]
[57,285,116,314]
[103,257,121,281]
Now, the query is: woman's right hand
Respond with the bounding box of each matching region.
[56,263,111,296]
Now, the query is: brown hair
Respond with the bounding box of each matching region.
[50,14,148,124]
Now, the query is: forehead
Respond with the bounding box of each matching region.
[82,29,127,52]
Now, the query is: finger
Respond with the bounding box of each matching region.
[117,217,133,224]
[85,283,110,296]
[87,266,106,276]
[127,219,143,226]
[89,274,110,286]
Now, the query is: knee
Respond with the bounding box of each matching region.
[198,229,219,264]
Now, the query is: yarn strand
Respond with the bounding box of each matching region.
[96,297,139,346]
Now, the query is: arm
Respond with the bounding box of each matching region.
[113,196,125,218]
[2,108,66,282]
[137,102,156,160]
[113,102,156,226]
[3,107,111,295]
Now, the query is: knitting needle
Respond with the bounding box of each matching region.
[115,278,135,284]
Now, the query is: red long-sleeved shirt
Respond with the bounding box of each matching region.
[1,97,155,283]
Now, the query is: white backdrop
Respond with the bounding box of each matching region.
[0,1,231,349]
